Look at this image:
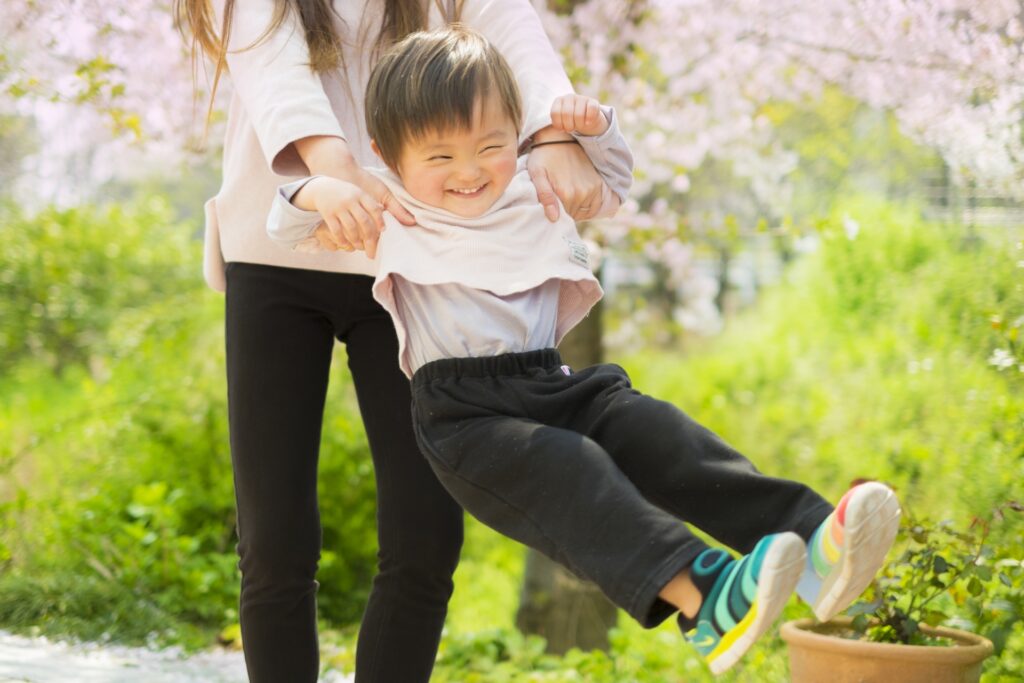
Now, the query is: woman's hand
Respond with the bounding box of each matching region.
[293,135,416,257]
[528,96,609,222]
[527,139,604,223]
[292,176,387,258]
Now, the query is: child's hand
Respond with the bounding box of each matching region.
[311,223,339,251]
[293,176,386,259]
[550,94,609,137]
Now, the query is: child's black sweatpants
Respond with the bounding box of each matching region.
[410,348,833,627]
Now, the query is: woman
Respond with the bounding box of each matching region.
[174,1,608,681]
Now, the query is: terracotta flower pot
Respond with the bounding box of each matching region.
[781,616,994,683]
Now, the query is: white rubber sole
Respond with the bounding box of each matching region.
[812,482,902,622]
[708,532,807,675]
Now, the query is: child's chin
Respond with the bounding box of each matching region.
[447,198,498,219]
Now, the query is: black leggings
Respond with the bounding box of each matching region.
[225,262,463,683]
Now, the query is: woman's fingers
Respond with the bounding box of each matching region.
[358,172,416,226]
[314,171,412,258]
[326,200,387,257]
[527,142,603,222]
[361,194,386,230]
[325,213,358,252]
[528,165,561,222]
[349,202,380,259]
[566,180,602,220]
[378,186,416,226]
[322,215,346,250]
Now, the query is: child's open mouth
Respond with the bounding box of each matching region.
[447,183,487,198]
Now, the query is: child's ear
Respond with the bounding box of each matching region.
[370,139,400,175]
[370,139,383,160]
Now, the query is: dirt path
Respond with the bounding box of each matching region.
[0,631,353,683]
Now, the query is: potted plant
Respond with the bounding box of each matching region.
[781,499,1022,683]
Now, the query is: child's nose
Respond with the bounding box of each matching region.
[454,159,482,179]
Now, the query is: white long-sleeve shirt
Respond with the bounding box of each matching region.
[203,0,580,292]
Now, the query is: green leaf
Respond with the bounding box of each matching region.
[899,618,920,641]
[852,613,869,632]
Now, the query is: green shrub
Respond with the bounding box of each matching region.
[0,200,195,374]
[0,196,379,643]
[626,197,1024,520]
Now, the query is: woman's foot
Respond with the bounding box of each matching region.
[678,532,806,675]
[796,481,902,622]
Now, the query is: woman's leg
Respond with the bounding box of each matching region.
[341,282,463,683]
[225,263,336,683]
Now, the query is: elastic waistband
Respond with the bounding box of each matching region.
[411,349,563,388]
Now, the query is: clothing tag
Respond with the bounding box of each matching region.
[561,364,572,376]
[564,237,589,268]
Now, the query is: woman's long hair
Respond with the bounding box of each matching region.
[173,0,464,132]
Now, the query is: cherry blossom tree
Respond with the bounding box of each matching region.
[531,0,1024,338]
[1,1,204,204]
[4,1,1020,216]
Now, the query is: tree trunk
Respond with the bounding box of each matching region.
[515,294,619,654]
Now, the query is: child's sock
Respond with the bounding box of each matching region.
[678,532,806,676]
[796,481,901,622]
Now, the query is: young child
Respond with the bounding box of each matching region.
[267,26,901,675]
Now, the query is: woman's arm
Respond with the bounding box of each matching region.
[212,0,344,176]
[213,0,413,253]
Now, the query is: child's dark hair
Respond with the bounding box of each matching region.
[365,25,522,169]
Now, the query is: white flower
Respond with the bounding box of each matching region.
[988,348,1017,370]
[843,214,860,241]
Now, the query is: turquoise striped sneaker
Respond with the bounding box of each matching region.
[796,481,902,622]
[680,533,806,675]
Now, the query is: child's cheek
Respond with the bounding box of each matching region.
[495,154,518,187]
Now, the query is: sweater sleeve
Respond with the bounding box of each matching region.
[266,177,325,251]
[572,105,634,214]
[461,0,574,143]
[213,0,345,176]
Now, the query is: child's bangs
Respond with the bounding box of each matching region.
[365,26,523,167]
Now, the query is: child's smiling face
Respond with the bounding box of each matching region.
[391,94,519,218]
